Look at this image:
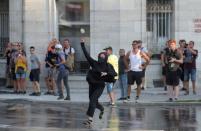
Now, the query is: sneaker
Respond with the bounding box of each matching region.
[99,110,104,119]
[111,103,116,107]
[141,87,145,90]
[117,97,125,101]
[53,92,58,96]
[44,91,51,95]
[168,98,173,102]
[19,91,24,94]
[57,96,64,100]
[184,91,189,95]
[180,87,186,91]
[83,119,92,126]
[64,97,70,100]
[127,96,131,101]
[135,96,139,100]
[29,92,37,96]
[36,92,41,96]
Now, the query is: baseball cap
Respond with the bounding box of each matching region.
[55,44,62,49]
[103,46,112,51]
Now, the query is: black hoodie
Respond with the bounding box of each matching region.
[80,42,117,86]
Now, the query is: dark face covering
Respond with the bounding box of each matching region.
[98,57,106,63]
[98,52,107,63]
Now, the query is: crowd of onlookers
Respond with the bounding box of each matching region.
[161,39,198,101]
[3,38,198,103]
[4,38,75,100]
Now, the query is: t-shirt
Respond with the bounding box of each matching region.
[165,49,181,72]
[64,47,75,55]
[30,54,40,70]
[57,52,66,71]
[45,51,58,68]
[184,49,198,69]
[108,54,118,79]
[118,56,126,75]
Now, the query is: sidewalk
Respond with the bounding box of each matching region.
[0,85,201,105]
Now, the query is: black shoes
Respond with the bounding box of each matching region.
[127,96,131,101]
[57,96,64,100]
[135,96,139,100]
[118,97,127,100]
[184,91,189,95]
[64,97,70,100]
[29,92,41,96]
[99,110,104,119]
[168,98,173,102]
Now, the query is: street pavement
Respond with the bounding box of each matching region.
[0,100,200,131]
[0,84,201,105]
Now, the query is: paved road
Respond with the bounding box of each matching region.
[0,100,200,131]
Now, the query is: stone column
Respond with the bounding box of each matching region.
[23,0,57,87]
[9,0,23,42]
[90,0,120,58]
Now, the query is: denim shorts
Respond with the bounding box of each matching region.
[106,82,114,93]
[16,73,26,79]
[184,68,196,81]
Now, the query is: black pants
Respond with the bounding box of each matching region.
[87,84,104,117]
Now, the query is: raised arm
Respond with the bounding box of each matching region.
[80,40,95,67]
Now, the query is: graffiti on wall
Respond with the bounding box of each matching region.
[194,18,201,33]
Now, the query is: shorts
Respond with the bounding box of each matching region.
[16,73,26,79]
[106,80,116,93]
[166,71,180,86]
[30,68,40,82]
[106,83,113,93]
[142,69,146,77]
[45,67,57,79]
[127,71,142,86]
[184,68,196,81]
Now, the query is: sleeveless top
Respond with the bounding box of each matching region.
[129,50,142,72]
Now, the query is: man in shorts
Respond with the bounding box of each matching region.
[29,46,41,96]
[125,40,150,101]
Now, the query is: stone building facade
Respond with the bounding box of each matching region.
[1,0,201,87]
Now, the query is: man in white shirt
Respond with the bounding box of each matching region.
[125,40,150,101]
[63,39,75,71]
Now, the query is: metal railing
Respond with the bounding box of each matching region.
[0,12,9,57]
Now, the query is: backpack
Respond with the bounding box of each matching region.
[64,47,74,71]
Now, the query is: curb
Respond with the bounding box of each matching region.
[1,98,201,107]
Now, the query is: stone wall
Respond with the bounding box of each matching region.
[175,0,201,85]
